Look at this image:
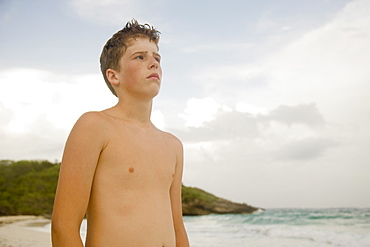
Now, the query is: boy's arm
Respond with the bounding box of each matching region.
[51,112,106,247]
[169,136,190,247]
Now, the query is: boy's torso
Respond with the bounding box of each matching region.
[85,111,177,247]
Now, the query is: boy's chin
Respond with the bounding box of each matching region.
[140,88,161,100]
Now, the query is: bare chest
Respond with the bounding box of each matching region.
[96,125,176,190]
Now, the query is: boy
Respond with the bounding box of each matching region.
[51,20,190,247]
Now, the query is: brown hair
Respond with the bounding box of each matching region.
[100,19,161,96]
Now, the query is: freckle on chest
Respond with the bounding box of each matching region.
[128,167,135,173]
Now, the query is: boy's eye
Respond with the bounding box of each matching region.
[155,57,161,63]
[135,55,144,60]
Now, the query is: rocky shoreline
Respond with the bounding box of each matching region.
[182,185,262,216]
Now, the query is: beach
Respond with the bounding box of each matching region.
[0,216,51,247]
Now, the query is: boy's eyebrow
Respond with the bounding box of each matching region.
[130,51,161,58]
[154,52,161,59]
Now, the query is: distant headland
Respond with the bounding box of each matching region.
[182,185,261,215]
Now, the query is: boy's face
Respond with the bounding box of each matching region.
[116,38,162,99]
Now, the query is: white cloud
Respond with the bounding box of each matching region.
[275,137,337,161]
[235,102,267,115]
[0,68,116,160]
[176,102,328,143]
[179,0,370,173]
[151,109,165,129]
[263,103,325,127]
[0,102,13,132]
[180,97,223,127]
[263,0,370,121]
[177,96,366,207]
[191,0,370,123]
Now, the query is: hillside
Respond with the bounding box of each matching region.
[182,185,260,215]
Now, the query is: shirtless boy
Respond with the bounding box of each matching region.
[51,20,190,247]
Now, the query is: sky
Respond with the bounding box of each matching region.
[0,0,369,209]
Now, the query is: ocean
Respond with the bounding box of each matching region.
[183,208,370,247]
[38,208,370,246]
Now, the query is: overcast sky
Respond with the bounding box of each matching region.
[1,0,369,209]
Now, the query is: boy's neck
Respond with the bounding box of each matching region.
[112,97,153,126]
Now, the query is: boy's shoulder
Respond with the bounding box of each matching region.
[76,111,108,125]
[72,111,113,134]
[160,130,183,150]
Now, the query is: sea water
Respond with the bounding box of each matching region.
[38,208,370,246]
[184,208,370,247]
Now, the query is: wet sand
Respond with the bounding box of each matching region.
[0,216,51,247]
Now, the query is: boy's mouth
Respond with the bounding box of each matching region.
[147,73,160,80]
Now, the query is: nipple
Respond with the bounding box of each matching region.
[129,167,135,173]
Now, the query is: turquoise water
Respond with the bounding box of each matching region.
[37,208,370,246]
[184,208,370,247]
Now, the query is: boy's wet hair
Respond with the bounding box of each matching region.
[100,19,161,97]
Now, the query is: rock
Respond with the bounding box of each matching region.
[182,185,261,216]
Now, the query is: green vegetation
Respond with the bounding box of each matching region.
[182,185,218,204]
[0,160,59,216]
[0,160,259,216]
[182,184,259,215]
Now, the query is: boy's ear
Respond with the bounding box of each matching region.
[106,69,119,86]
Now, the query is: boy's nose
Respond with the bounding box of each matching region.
[149,57,159,69]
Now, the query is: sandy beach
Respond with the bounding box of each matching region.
[0,216,51,247]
